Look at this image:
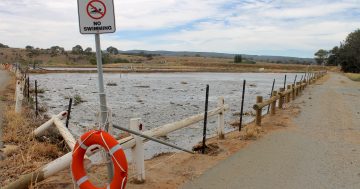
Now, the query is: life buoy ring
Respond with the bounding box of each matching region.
[71,130,128,189]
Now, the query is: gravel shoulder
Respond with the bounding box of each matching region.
[181,72,360,189]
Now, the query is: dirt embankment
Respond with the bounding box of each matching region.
[0,70,10,157]
[0,72,68,187]
[30,62,327,74]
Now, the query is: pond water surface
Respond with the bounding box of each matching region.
[32,72,302,159]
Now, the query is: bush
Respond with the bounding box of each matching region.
[74,94,85,105]
[111,58,130,63]
[89,57,97,65]
[106,81,117,86]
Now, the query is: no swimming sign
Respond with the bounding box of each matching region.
[77,0,116,34]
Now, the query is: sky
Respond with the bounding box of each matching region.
[0,0,359,58]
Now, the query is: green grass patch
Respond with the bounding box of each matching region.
[74,94,86,105]
[345,73,360,81]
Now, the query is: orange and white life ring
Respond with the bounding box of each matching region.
[71,130,128,189]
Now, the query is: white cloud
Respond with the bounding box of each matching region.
[0,0,359,57]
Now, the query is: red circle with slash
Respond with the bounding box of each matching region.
[86,0,107,20]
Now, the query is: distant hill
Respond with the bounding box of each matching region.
[0,42,315,66]
[119,50,315,64]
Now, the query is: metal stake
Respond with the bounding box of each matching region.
[267,79,275,114]
[66,98,72,128]
[35,80,38,117]
[239,80,246,131]
[113,124,194,154]
[202,85,209,154]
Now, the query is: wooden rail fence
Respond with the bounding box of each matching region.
[253,71,326,126]
[3,97,229,189]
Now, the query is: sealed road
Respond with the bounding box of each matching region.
[181,73,360,189]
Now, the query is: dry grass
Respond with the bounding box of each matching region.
[345,73,360,81]
[0,77,66,187]
[241,125,262,140]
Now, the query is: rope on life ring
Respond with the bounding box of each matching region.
[71,130,128,189]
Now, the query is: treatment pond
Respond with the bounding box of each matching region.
[32,72,300,159]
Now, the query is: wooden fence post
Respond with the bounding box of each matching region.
[279,88,285,109]
[217,97,225,139]
[295,82,300,96]
[286,85,291,103]
[270,91,277,115]
[130,118,145,183]
[255,96,263,126]
[292,84,295,100]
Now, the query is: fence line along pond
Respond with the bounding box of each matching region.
[31,72,301,159]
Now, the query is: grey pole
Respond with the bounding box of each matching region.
[95,33,113,180]
[95,34,109,129]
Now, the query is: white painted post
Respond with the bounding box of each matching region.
[108,108,113,135]
[32,111,68,136]
[130,118,145,183]
[15,80,23,113]
[217,97,225,139]
[53,118,76,150]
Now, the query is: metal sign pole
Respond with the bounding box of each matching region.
[94,33,113,180]
[95,34,109,129]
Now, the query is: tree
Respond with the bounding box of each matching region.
[0,43,9,48]
[314,49,328,65]
[84,47,92,54]
[327,46,340,66]
[337,29,360,73]
[72,45,83,54]
[27,49,40,58]
[234,54,242,63]
[106,46,118,55]
[49,46,65,57]
[25,45,34,51]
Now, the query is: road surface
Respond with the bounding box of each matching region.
[181,73,360,189]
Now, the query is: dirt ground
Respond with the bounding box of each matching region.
[182,72,360,189]
[35,77,315,188]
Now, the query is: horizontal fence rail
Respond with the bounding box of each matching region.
[253,71,326,126]
[3,97,229,188]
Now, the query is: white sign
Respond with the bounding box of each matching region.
[77,0,116,34]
